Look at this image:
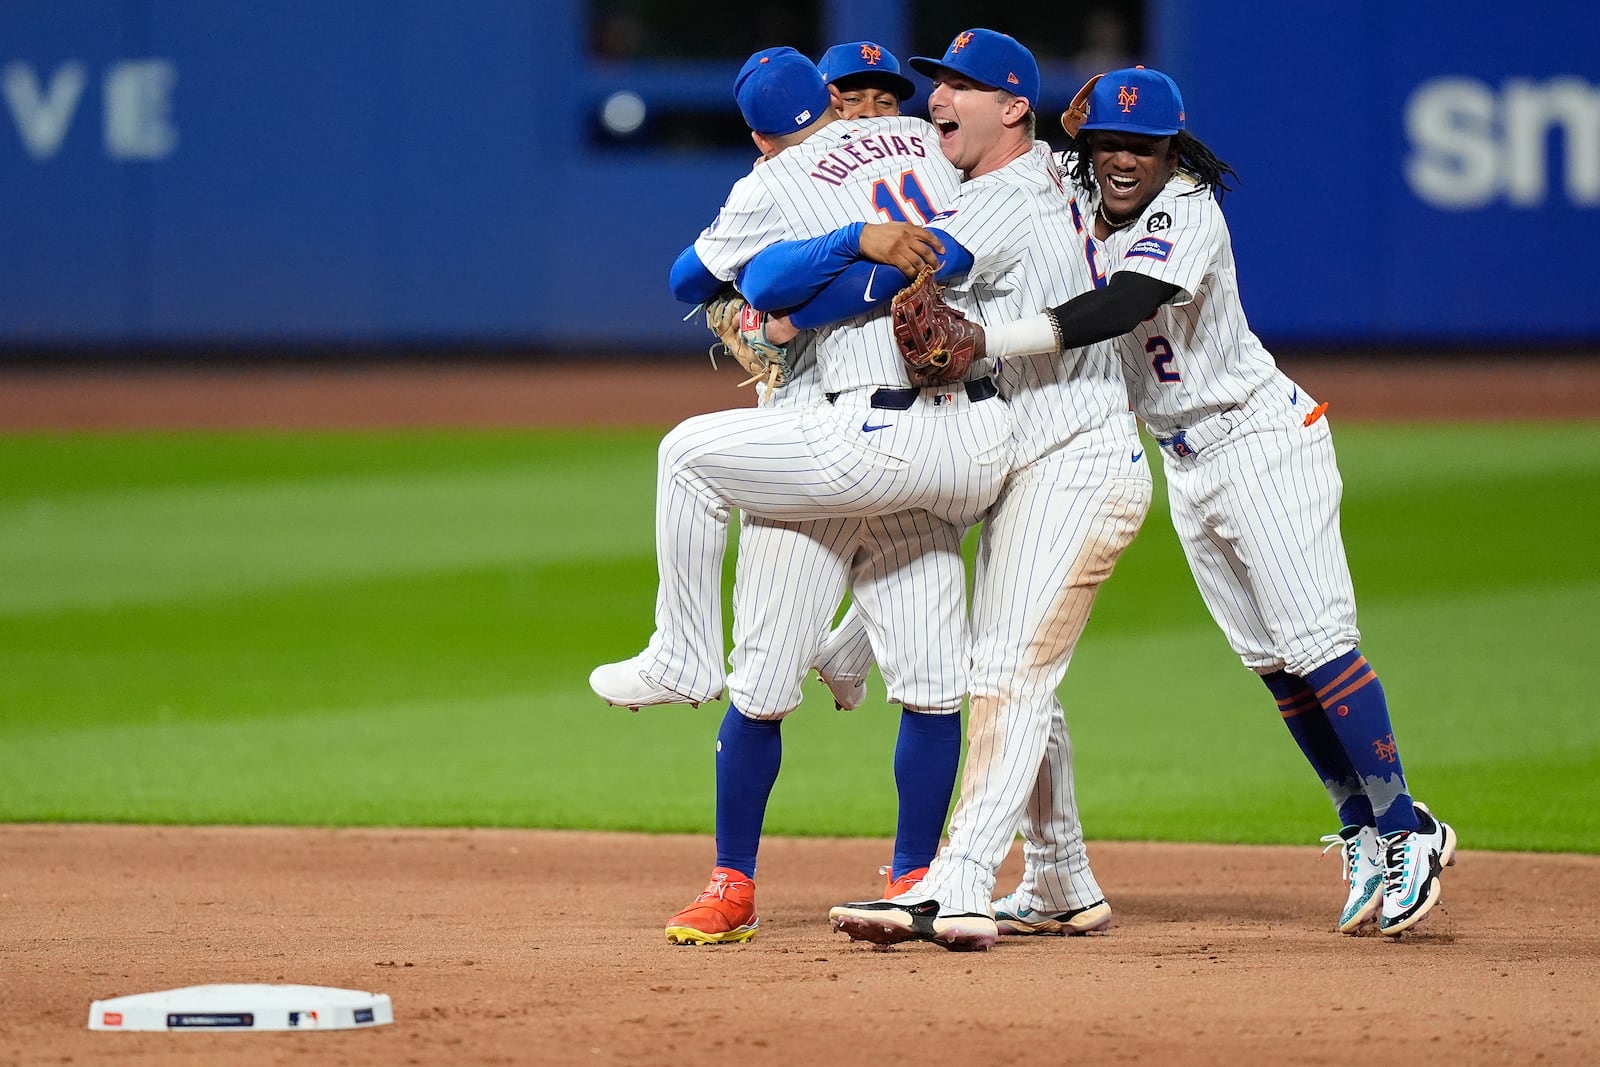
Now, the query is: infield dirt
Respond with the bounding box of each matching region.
[3,356,1598,1065]
[3,825,1598,1066]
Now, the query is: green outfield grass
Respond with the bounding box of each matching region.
[2,422,1597,852]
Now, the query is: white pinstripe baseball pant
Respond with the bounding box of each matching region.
[729,511,968,718]
[1162,378,1359,677]
[636,390,1011,703]
[915,414,1152,915]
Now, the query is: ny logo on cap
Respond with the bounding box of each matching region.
[859,43,882,65]
[951,31,974,52]
[1118,85,1138,112]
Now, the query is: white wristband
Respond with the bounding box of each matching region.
[983,313,1061,360]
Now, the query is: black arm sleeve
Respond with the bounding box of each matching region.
[1046,271,1181,349]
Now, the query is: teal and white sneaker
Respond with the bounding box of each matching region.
[992,892,1113,936]
[1378,802,1458,936]
[1320,824,1384,934]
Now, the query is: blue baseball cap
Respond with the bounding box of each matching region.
[1077,66,1186,136]
[735,47,831,136]
[817,41,916,101]
[910,29,1039,110]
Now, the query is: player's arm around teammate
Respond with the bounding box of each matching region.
[670,41,924,415]
[592,47,1015,947]
[663,46,982,718]
[976,67,1457,937]
[743,30,1153,950]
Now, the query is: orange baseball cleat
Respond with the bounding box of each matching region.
[665,867,759,945]
[881,864,929,899]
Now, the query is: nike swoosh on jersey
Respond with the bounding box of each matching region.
[1131,449,1144,463]
[863,266,883,303]
[1290,385,1299,405]
[861,420,893,432]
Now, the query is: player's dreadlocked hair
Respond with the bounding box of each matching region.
[1068,130,1239,202]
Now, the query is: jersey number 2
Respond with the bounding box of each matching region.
[1147,336,1180,382]
[871,171,936,224]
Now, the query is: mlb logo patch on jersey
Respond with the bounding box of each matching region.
[1126,237,1173,262]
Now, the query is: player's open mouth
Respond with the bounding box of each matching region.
[1107,175,1138,193]
[935,120,959,136]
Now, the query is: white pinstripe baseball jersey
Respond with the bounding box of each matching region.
[694,116,962,394]
[815,144,1153,919]
[1078,168,1357,672]
[613,118,1013,714]
[935,143,1129,467]
[1000,167,1366,917]
[1091,171,1279,437]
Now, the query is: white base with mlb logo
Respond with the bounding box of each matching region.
[88,983,392,1031]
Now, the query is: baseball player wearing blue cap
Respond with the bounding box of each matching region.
[818,40,917,118]
[646,44,929,915]
[742,29,1151,950]
[947,66,1457,937]
[594,45,1013,946]
[658,41,936,705]
[713,42,922,414]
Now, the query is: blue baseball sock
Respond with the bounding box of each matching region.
[891,710,961,880]
[1263,671,1374,828]
[1305,649,1417,836]
[714,705,782,878]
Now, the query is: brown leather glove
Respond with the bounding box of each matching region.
[890,268,984,386]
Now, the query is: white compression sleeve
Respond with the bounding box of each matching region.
[982,313,1060,360]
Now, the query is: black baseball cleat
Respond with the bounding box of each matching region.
[828,898,997,951]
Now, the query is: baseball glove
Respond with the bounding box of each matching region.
[890,268,983,386]
[705,286,789,400]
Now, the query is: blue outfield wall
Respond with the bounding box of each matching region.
[1,1,1596,350]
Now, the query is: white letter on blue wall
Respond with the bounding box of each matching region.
[104,60,178,160]
[1503,78,1600,207]
[1405,77,1499,210]
[3,61,87,160]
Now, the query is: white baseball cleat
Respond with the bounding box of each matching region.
[992,893,1113,936]
[814,663,866,711]
[1378,802,1458,936]
[1320,824,1384,934]
[812,613,871,710]
[588,656,717,711]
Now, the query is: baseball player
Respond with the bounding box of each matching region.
[963,67,1457,936]
[591,47,1013,944]
[743,43,951,711]
[818,39,918,120]
[733,41,920,417]
[740,29,1152,951]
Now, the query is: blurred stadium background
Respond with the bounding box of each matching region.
[2,0,1596,357]
[2,3,1598,848]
